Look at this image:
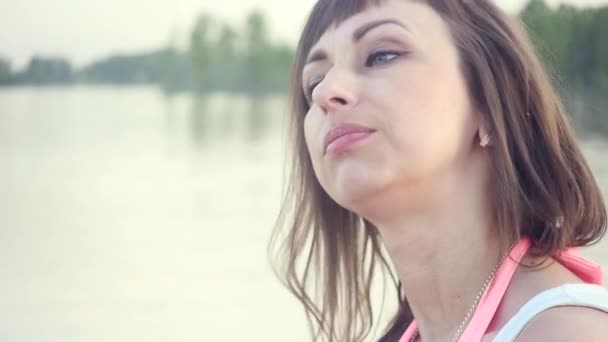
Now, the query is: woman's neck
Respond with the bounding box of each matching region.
[371,169,501,341]
[382,218,501,341]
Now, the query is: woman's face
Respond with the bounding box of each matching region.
[302,0,482,213]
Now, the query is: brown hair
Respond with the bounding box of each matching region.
[268,0,607,341]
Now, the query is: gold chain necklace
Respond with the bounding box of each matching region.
[410,246,514,342]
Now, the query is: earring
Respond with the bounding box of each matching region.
[480,133,492,148]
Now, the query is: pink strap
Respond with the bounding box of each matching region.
[399,239,605,341]
[459,239,530,341]
[555,248,604,286]
[399,320,417,342]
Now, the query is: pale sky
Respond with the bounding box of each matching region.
[1,0,606,69]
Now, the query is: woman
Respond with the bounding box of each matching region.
[268,0,608,341]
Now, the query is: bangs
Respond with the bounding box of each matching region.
[296,0,387,65]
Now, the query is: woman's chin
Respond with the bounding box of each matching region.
[330,165,388,210]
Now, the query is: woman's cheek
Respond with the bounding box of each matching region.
[304,114,321,156]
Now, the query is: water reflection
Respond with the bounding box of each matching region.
[190,94,209,149]
[163,93,177,139]
[246,95,269,142]
[186,93,273,149]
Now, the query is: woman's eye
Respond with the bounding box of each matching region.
[366,51,401,67]
[303,51,402,103]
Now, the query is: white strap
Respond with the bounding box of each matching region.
[493,283,608,341]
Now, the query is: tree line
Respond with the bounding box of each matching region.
[0,10,293,95]
[0,1,606,131]
[521,0,608,133]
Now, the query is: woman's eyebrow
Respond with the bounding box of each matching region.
[304,18,410,66]
[353,18,409,42]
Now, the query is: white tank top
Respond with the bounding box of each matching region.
[493,283,608,341]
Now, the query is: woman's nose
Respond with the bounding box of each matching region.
[312,69,358,115]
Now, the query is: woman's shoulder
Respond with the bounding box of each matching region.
[483,281,608,341]
[516,300,608,341]
[491,255,608,341]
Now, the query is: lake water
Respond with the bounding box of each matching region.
[0,86,606,342]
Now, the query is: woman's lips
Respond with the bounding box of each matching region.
[323,123,376,156]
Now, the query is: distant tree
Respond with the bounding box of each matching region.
[565,8,595,86]
[243,11,273,92]
[214,23,239,90]
[0,56,12,85]
[266,43,294,91]
[520,1,608,134]
[521,0,562,73]
[217,24,238,63]
[7,10,294,94]
[189,14,215,91]
[590,7,608,92]
[19,56,73,84]
[160,31,194,93]
[80,49,178,84]
[587,7,608,132]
